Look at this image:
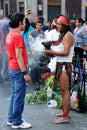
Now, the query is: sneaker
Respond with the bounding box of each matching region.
[7,119,25,127]
[7,122,12,126]
[11,121,32,129]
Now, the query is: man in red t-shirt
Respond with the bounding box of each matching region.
[6,13,32,129]
[6,29,28,70]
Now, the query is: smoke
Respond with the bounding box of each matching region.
[29,36,46,68]
[32,37,45,53]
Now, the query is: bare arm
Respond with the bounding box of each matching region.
[16,48,26,71]
[16,48,31,83]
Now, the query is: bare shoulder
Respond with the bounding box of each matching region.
[66,31,74,38]
[63,31,74,46]
[65,31,74,41]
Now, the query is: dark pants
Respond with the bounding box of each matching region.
[74,47,84,69]
[30,66,40,83]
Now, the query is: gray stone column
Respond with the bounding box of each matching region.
[43,0,47,23]
[81,0,86,20]
[28,0,37,15]
[61,0,66,16]
[0,0,1,9]
[27,0,37,22]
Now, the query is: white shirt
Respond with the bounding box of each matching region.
[45,29,60,41]
[56,42,74,62]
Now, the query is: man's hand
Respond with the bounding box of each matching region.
[24,74,31,83]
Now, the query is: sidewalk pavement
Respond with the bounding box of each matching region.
[0,81,87,130]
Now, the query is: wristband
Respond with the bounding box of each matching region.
[22,71,28,76]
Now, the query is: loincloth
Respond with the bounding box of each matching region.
[55,62,72,85]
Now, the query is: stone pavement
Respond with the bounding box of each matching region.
[0,81,87,130]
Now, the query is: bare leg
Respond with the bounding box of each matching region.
[53,72,70,124]
[59,72,70,113]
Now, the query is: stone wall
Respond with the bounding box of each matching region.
[66,0,81,19]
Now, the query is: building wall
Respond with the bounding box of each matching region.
[47,0,61,21]
[17,0,61,22]
[0,0,3,19]
[61,0,66,15]
[25,0,37,13]
[3,0,9,16]
[17,0,24,13]
[43,0,48,22]
[66,0,81,20]
[2,0,87,22]
[0,0,3,9]
[10,0,17,13]
[3,0,16,16]
[81,0,87,20]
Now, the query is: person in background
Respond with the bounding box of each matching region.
[74,18,85,70]
[45,14,64,43]
[21,17,34,54]
[8,13,13,32]
[0,30,2,83]
[0,14,10,82]
[44,18,60,84]
[81,22,87,52]
[44,16,74,124]
[45,18,60,44]
[38,16,49,31]
[30,20,45,85]
[21,17,34,75]
[74,18,85,34]
[6,12,32,129]
[30,19,45,39]
[30,22,36,29]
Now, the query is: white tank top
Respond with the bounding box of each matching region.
[56,42,74,62]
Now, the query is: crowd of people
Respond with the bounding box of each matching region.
[0,11,87,128]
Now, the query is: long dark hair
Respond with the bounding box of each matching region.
[58,24,72,43]
[24,17,30,34]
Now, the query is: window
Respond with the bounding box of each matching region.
[5,3,8,16]
[85,7,87,21]
[37,0,43,16]
[19,2,24,13]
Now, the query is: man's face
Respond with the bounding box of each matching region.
[36,22,43,31]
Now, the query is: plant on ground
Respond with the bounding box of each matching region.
[25,75,62,109]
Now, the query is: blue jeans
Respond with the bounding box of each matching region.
[8,69,26,125]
